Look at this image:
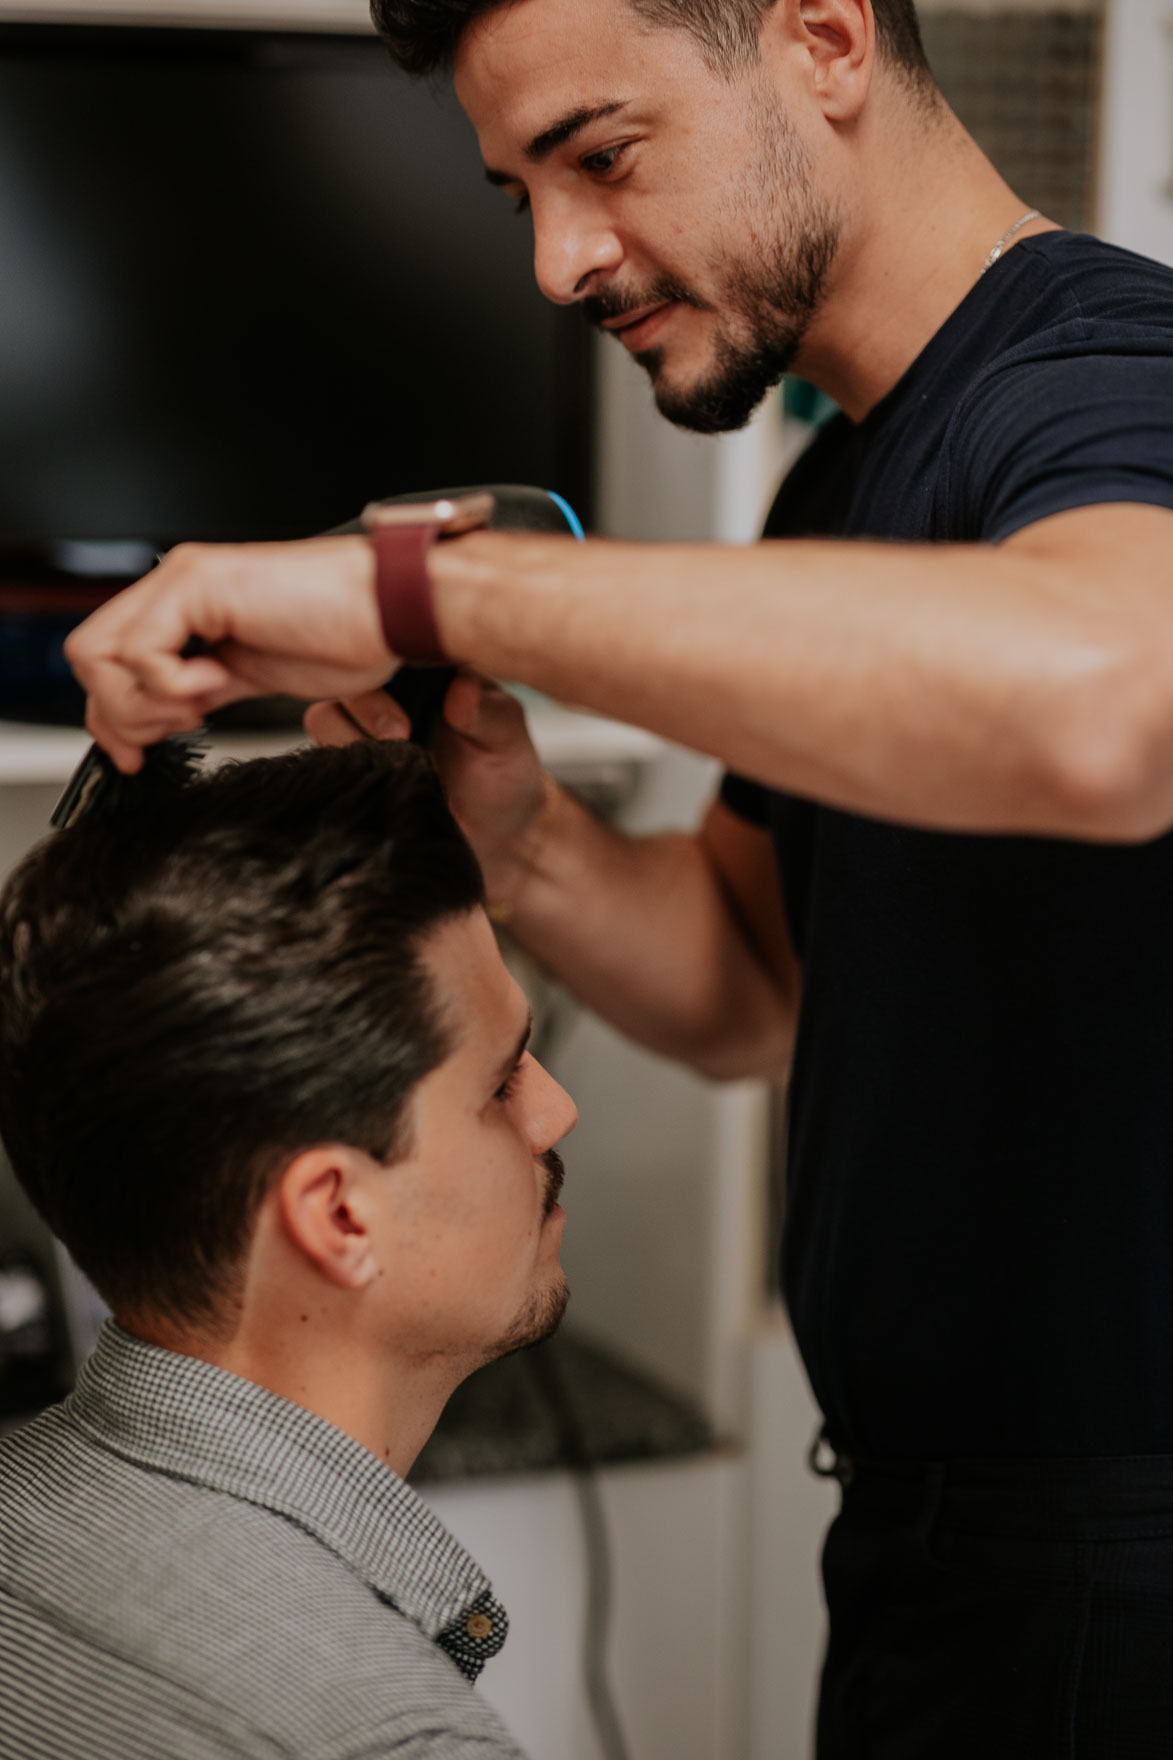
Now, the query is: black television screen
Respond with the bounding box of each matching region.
[0,23,592,548]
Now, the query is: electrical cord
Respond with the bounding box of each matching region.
[526,1343,634,1760]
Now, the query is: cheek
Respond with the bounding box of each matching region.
[405,1131,542,1264]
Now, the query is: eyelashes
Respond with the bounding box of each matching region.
[494,1068,522,1102]
[505,141,632,218]
[580,144,626,176]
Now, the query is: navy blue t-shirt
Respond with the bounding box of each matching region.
[722,233,1173,1458]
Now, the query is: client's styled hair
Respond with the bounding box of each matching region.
[0,741,483,1331]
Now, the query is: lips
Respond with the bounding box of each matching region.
[606,302,674,352]
[602,300,666,332]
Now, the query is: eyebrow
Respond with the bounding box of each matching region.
[483,101,629,187]
[491,1012,533,1090]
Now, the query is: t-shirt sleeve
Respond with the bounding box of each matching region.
[718,770,771,826]
[951,350,1173,543]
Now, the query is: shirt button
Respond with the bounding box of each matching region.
[465,1612,494,1640]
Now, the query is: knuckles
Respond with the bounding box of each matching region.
[165,540,205,570]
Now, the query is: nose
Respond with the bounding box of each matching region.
[523,1054,578,1155]
[531,192,623,307]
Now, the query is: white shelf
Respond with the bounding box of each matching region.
[0,701,664,787]
[0,723,299,786]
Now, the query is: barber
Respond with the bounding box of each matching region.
[67,0,1173,1753]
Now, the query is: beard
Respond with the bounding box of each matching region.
[490,1273,569,1360]
[583,87,839,434]
[485,1148,569,1362]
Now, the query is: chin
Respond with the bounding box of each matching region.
[638,327,797,435]
[485,1273,569,1364]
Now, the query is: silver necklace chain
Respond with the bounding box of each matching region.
[980,208,1041,276]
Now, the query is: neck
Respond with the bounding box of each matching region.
[128,1306,467,1480]
[218,1327,465,1478]
[793,94,1058,421]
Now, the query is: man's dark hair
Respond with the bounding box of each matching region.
[0,741,484,1332]
[370,0,932,86]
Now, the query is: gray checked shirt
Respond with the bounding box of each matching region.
[0,1322,527,1758]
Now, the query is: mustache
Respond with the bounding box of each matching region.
[581,273,710,330]
[541,1148,566,1215]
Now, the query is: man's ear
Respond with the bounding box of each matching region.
[277,1146,384,1291]
[764,0,874,124]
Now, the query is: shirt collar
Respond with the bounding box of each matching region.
[67,1321,504,1657]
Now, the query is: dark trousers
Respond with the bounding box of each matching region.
[815,1453,1173,1759]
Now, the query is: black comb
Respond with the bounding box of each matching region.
[50,734,208,831]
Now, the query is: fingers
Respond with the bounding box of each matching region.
[66,561,232,702]
[67,562,245,765]
[65,534,395,766]
[73,649,228,767]
[111,648,231,702]
[304,692,411,748]
[310,676,524,754]
[425,675,549,887]
[304,701,362,747]
[333,689,411,741]
[85,698,146,775]
[441,673,531,751]
[440,672,484,735]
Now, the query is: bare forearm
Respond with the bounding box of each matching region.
[503,782,795,1081]
[432,509,1173,841]
[68,503,1173,838]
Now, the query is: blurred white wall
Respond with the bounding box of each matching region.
[1099,0,1173,266]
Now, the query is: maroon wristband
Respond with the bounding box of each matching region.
[366,518,448,664]
[362,492,495,664]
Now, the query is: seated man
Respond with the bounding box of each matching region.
[0,738,574,1759]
